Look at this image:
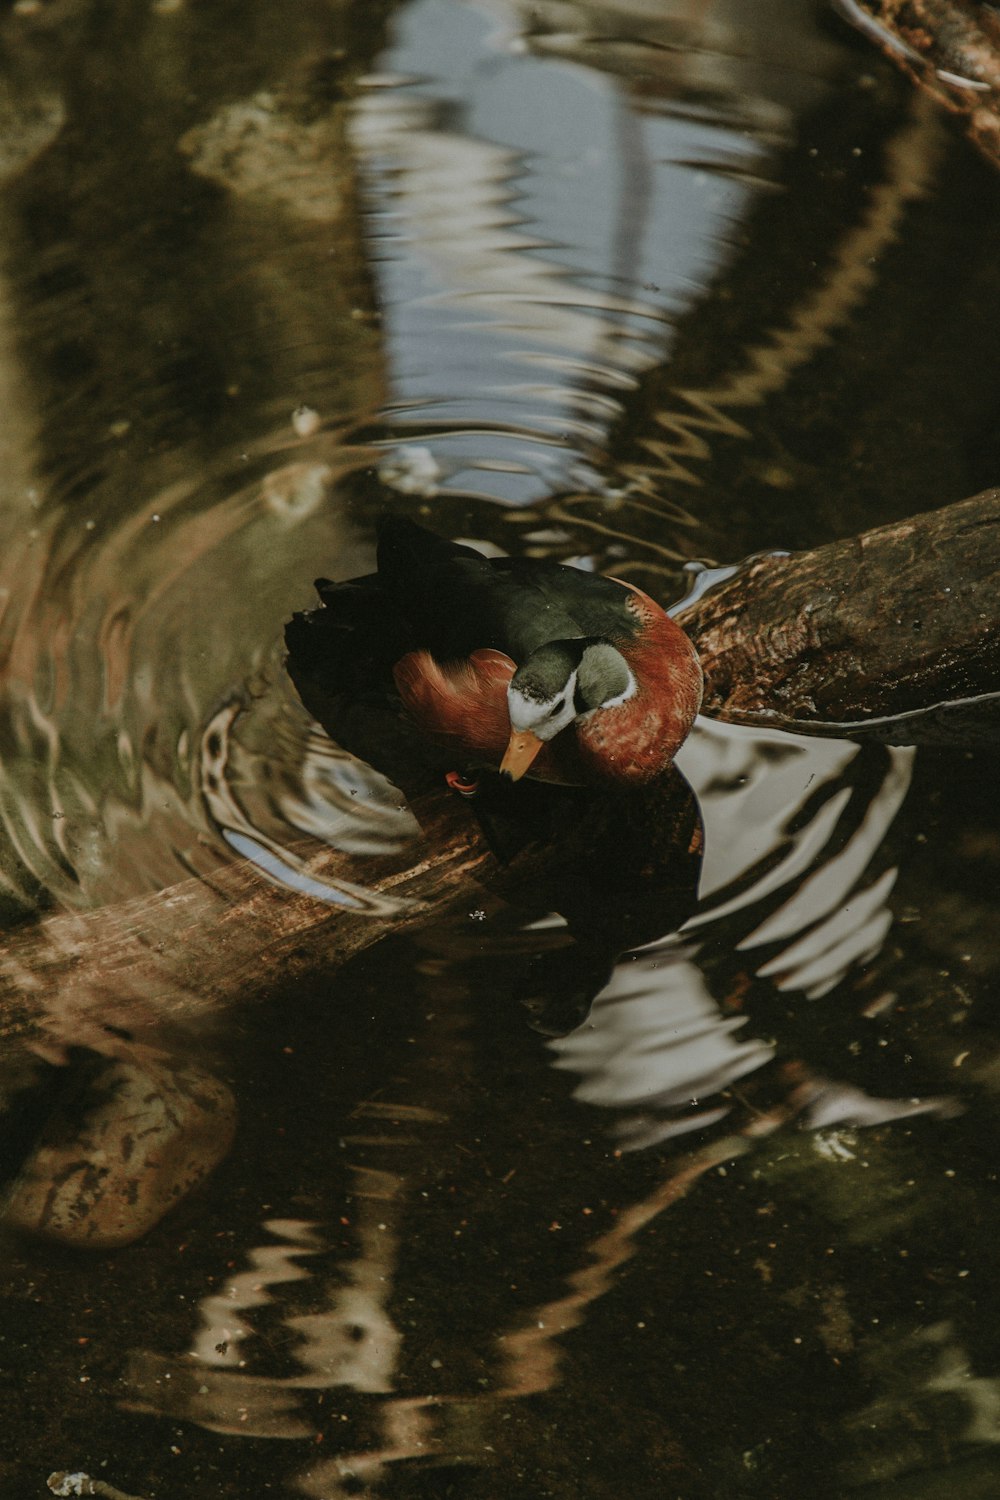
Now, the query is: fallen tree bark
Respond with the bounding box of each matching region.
[675,486,1000,738]
[837,0,1000,171]
[2,488,997,1053]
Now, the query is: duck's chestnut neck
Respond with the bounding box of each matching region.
[571,584,702,784]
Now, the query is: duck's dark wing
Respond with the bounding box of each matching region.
[284,578,447,790]
[285,572,412,696]
[491,557,642,651]
[376,516,639,661]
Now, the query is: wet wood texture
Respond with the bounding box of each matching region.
[844,0,1000,169]
[676,487,1000,729]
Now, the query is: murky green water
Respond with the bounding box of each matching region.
[1,1,999,1496]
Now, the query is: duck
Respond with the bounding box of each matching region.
[287,517,702,788]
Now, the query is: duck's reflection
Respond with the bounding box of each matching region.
[549,943,773,1150]
[549,719,933,1153]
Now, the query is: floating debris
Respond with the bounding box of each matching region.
[378,445,441,497]
[262,461,332,519]
[48,1472,149,1500]
[291,403,320,438]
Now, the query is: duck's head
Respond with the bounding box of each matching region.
[500,638,635,780]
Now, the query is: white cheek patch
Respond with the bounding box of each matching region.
[507,685,537,734]
[508,669,579,740]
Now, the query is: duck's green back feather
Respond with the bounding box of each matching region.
[376,517,638,662]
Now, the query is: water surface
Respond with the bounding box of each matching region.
[1,2,1000,1497]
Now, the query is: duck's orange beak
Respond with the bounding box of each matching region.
[500,729,544,781]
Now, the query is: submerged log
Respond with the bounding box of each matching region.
[0,488,996,1055]
[0,791,494,1054]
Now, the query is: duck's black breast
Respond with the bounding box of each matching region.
[376,517,638,662]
